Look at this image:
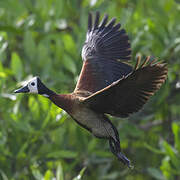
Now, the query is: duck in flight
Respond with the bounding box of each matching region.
[14,12,168,167]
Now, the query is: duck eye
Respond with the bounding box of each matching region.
[31,82,35,86]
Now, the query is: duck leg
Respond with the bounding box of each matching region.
[109,137,130,167]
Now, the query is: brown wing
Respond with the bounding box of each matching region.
[74,12,132,95]
[82,56,168,117]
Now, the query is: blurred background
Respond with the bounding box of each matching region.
[0,0,180,179]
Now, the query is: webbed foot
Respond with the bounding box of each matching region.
[109,138,132,168]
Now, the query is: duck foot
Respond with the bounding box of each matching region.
[109,138,132,168]
[116,152,130,167]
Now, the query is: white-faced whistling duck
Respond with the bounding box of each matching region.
[14,12,168,167]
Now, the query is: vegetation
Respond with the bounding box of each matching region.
[0,0,180,179]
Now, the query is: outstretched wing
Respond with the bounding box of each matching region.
[82,57,168,117]
[74,12,132,96]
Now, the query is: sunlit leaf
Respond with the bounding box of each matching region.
[73,167,86,180]
[162,141,180,169]
[31,166,44,180]
[56,162,64,180]
[62,34,76,55]
[44,170,53,180]
[10,52,23,81]
[172,123,180,153]
[28,96,40,118]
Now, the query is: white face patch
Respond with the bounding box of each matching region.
[27,77,38,93]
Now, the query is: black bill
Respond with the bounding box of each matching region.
[14,85,29,93]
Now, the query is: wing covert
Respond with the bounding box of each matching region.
[74,59,133,95]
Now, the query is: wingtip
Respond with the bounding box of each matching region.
[98,13,109,29]
[106,17,116,28]
[134,55,141,70]
[85,12,132,61]
[134,56,168,74]
[94,11,100,30]
[88,12,92,31]
[95,11,100,17]
[140,56,150,68]
[151,59,168,73]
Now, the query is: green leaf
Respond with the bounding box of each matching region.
[56,162,64,180]
[163,141,180,170]
[160,157,172,180]
[38,95,50,112]
[17,141,29,159]
[47,150,78,159]
[0,61,6,78]
[122,122,144,137]
[147,167,165,180]
[0,61,4,72]
[0,71,6,78]
[73,167,86,180]
[172,123,180,152]
[160,157,180,179]
[10,52,23,81]
[23,31,36,61]
[62,34,76,55]
[94,150,112,157]
[28,96,40,119]
[31,166,43,180]
[10,115,31,132]
[144,143,164,154]
[44,170,53,180]
[87,139,97,152]
[0,170,8,180]
[62,54,76,74]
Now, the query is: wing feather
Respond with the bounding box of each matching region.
[75,12,132,95]
[82,57,168,117]
[82,12,131,61]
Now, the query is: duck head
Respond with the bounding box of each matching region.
[14,77,55,97]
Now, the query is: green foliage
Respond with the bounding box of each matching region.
[0,0,180,179]
[160,123,180,179]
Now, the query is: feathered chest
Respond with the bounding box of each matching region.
[71,106,100,131]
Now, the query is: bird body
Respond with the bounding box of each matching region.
[50,93,117,140]
[14,12,168,167]
[71,104,115,139]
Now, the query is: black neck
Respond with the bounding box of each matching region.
[37,78,56,96]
